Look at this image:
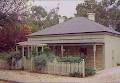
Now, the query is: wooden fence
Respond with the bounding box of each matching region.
[43,59,85,77]
[19,58,85,77]
[0,60,8,69]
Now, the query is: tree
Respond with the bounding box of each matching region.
[0,23,32,52]
[75,0,120,31]
[0,0,30,52]
[28,6,60,32]
[0,0,29,26]
[19,24,32,36]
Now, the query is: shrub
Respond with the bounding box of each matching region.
[85,67,96,76]
[69,72,83,77]
[58,56,82,63]
[33,51,56,71]
[33,53,48,71]
[0,52,9,60]
[7,51,22,69]
[47,52,56,62]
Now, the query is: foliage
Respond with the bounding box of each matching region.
[28,21,40,32]
[27,6,67,32]
[7,51,22,69]
[85,67,96,76]
[42,47,56,62]
[69,72,83,77]
[33,47,56,71]
[33,53,48,71]
[0,23,32,52]
[0,0,30,52]
[69,67,96,77]
[30,47,38,58]
[75,0,120,32]
[58,56,83,63]
[0,52,9,60]
[19,24,32,35]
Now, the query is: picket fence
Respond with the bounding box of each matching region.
[0,60,8,69]
[17,58,85,77]
[43,59,85,77]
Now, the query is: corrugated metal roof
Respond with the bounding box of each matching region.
[29,17,120,36]
[18,39,104,46]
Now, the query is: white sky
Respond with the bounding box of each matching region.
[33,0,101,17]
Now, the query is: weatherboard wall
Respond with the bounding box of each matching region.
[28,33,104,41]
[104,34,120,69]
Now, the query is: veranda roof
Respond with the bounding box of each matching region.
[29,17,120,36]
[18,39,104,46]
[17,41,47,46]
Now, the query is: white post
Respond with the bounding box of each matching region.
[61,45,64,57]
[82,59,85,77]
[22,46,25,69]
[28,46,30,58]
[16,46,18,52]
[93,45,96,69]
[22,46,25,58]
[31,46,33,56]
[31,46,33,71]
[42,46,44,52]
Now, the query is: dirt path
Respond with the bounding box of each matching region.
[0,67,120,83]
[0,80,10,83]
[0,80,18,83]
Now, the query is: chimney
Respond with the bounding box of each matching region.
[88,13,95,21]
[59,17,65,23]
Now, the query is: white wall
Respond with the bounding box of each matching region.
[28,33,120,69]
[104,34,120,69]
[28,33,104,41]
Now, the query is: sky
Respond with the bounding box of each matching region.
[32,0,101,17]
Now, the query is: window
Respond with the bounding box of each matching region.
[79,48,87,58]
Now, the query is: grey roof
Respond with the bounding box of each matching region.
[17,41,47,46]
[18,39,104,46]
[29,17,120,36]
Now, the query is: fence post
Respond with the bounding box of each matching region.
[53,62,56,74]
[61,62,64,75]
[82,59,85,77]
[31,58,33,71]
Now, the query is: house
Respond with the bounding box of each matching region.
[17,14,120,71]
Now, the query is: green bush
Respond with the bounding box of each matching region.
[33,50,56,71]
[7,51,22,69]
[33,54,48,67]
[58,56,82,63]
[69,72,83,77]
[47,52,56,62]
[0,52,9,60]
[85,67,96,76]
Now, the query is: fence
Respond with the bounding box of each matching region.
[0,60,8,69]
[43,59,85,77]
[20,58,85,77]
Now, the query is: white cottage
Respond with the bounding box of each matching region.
[18,17,120,71]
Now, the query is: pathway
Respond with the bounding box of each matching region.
[0,67,120,83]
